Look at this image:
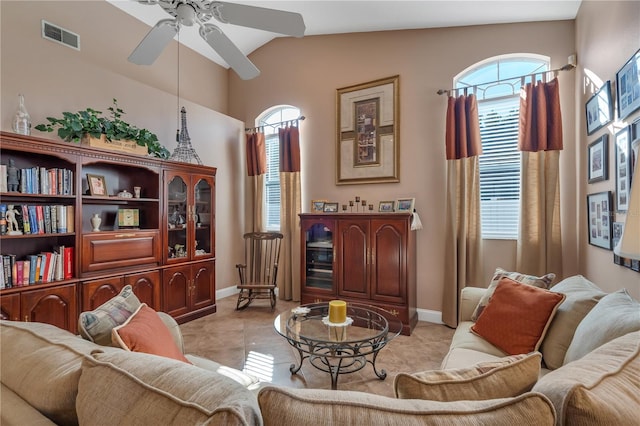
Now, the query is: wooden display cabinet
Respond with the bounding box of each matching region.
[162,261,215,323]
[81,270,161,311]
[300,213,417,335]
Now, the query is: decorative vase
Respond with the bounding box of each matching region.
[91,213,102,232]
[12,94,31,136]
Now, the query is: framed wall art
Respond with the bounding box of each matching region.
[336,75,399,185]
[612,221,624,265]
[615,49,640,120]
[587,191,613,250]
[614,127,631,211]
[86,174,107,196]
[587,135,608,183]
[586,81,613,135]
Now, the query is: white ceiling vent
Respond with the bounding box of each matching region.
[41,20,80,51]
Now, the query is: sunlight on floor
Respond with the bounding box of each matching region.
[243,351,275,383]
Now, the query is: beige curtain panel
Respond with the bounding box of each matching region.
[443,94,484,328]
[516,78,563,278]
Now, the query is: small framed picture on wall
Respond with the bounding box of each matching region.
[587,135,608,183]
[587,191,613,250]
[615,49,640,120]
[585,81,613,135]
[614,127,631,211]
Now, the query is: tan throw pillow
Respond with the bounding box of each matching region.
[112,303,190,363]
[471,268,556,321]
[78,285,141,346]
[394,352,541,400]
[258,386,556,426]
[471,277,565,355]
[563,289,640,364]
[77,350,262,426]
[540,275,606,369]
[533,331,640,425]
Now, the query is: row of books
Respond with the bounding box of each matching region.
[0,204,74,235]
[0,246,74,289]
[0,165,74,195]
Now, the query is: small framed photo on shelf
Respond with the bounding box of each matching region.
[395,198,415,212]
[587,191,613,250]
[323,202,339,213]
[118,208,139,228]
[615,49,640,120]
[86,174,107,196]
[587,135,608,183]
[612,222,623,265]
[585,81,613,135]
[311,200,326,213]
[378,201,395,212]
[614,127,631,211]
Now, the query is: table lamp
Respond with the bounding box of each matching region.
[614,139,640,260]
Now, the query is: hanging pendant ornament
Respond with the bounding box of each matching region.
[12,94,31,135]
[169,107,202,164]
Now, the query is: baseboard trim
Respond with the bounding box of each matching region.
[417,308,443,324]
[216,286,239,300]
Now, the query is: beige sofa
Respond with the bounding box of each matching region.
[0,313,262,426]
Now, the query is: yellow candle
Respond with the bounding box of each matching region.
[329,300,347,323]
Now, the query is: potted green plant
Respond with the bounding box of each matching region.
[35,99,170,159]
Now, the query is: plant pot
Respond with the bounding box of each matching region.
[81,134,148,156]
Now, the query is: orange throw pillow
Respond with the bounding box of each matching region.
[112,304,191,364]
[471,277,566,355]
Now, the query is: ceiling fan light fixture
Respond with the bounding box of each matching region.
[176,3,197,26]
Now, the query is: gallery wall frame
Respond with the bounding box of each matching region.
[587,191,613,250]
[587,135,608,183]
[586,81,613,135]
[614,127,631,211]
[336,75,399,185]
[615,49,640,120]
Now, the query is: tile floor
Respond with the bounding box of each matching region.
[181,296,455,397]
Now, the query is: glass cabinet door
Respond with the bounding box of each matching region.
[304,222,334,291]
[193,177,212,258]
[167,175,188,260]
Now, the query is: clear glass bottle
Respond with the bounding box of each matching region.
[12,94,31,135]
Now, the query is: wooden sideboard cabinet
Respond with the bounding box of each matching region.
[0,131,216,332]
[300,213,417,335]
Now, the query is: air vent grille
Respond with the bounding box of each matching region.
[41,20,80,50]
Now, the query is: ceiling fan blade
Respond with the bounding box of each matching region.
[200,23,260,80]
[213,2,305,37]
[128,18,179,65]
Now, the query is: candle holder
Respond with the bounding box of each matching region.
[342,204,347,212]
[349,200,354,212]
[368,204,374,211]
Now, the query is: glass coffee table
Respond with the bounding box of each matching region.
[274,302,402,389]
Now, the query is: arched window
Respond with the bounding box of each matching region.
[257,105,301,230]
[454,55,549,239]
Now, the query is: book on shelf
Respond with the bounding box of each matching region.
[63,246,73,280]
[44,205,52,234]
[28,254,38,284]
[66,205,74,233]
[0,258,4,289]
[2,255,15,288]
[15,260,24,287]
[56,205,67,233]
[50,205,57,234]
[20,205,31,234]
[40,252,53,283]
[35,205,45,234]
[23,259,30,286]
[0,164,7,193]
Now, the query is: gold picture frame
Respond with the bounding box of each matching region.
[336,75,399,185]
[311,199,327,213]
[87,173,107,196]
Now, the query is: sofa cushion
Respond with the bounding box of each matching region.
[76,350,262,426]
[112,303,190,363]
[0,383,57,426]
[187,354,261,391]
[0,320,115,426]
[533,331,640,426]
[440,347,507,370]
[541,275,606,370]
[471,278,565,355]
[257,386,555,426]
[78,284,141,346]
[394,352,541,401]
[447,321,509,359]
[563,289,640,364]
[471,268,556,321]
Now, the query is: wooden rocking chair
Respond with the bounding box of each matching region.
[235,232,283,310]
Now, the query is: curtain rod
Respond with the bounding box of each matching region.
[436,63,576,96]
[245,115,305,132]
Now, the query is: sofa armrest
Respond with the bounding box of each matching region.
[459,287,487,322]
[157,312,184,354]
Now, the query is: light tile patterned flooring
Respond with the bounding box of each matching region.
[180,296,454,397]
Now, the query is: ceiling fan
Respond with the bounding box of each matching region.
[128,0,306,80]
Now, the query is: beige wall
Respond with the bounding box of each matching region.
[0,1,246,292]
[228,21,579,313]
[575,1,640,299]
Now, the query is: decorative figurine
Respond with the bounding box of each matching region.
[7,159,19,192]
[6,205,22,235]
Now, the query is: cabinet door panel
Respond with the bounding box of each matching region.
[191,262,214,310]
[0,294,20,321]
[82,276,125,311]
[301,219,336,295]
[125,270,161,310]
[162,265,191,317]
[337,220,369,299]
[371,220,406,304]
[21,284,78,334]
